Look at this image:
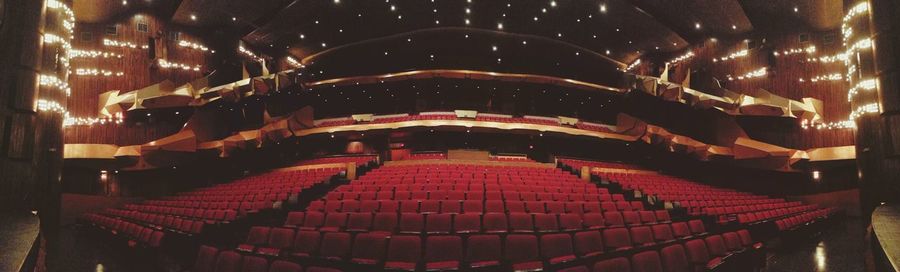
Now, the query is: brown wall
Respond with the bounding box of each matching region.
[662,30,855,149]
[788,188,861,217]
[64,11,210,145]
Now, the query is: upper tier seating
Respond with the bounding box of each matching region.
[293,155,377,166]
[82,167,342,247]
[559,158,647,171]
[560,159,837,227]
[490,155,535,162]
[208,161,766,271]
[314,112,616,133]
[405,153,447,160]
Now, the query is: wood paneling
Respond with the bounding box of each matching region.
[663,29,854,149]
[65,11,211,145]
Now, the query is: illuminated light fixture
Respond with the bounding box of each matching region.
[190,14,197,21]
[465,18,470,25]
[103,38,147,49]
[665,51,694,66]
[847,79,877,101]
[550,1,557,7]
[122,0,127,5]
[177,40,209,52]
[70,49,124,59]
[232,17,237,21]
[497,23,504,30]
[599,4,607,13]
[334,0,340,4]
[713,49,748,63]
[622,59,641,72]
[157,59,201,71]
[850,103,879,119]
[75,68,125,77]
[36,99,66,114]
[286,56,302,68]
[695,22,701,29]
[807,53,847,63]
[238,45,265,62]
[492,45,498,51]
[727,67,767,81]
[773,45,816,56]
[605,50,610,55]
[732,25,737,29]
[803,73,843,83]
[801,119,856,130]
[39,74,71,95]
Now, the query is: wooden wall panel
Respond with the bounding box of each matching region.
[64,11,210,145]
[664,30,855,149]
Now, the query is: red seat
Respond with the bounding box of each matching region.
[722,232,744,252]
[671,222,692,239]
[684,239,722,270]
[592,256,631,272]
[509,213,535,233]
[604,211,625,227]
[462,200,483,214]
[385,236,421,271]
[623,211,642,226]
[574,231,604,258]
[660,244,691,272]
[565,202,585,214]
[639,211,657,224]
[289,231,320,258]
[504,235,543,271]
[546,202,566,214]
[425,213,452,234]
[466,235,502,269]
[301,212,325,230]
[320,213,348,232]
[454,214,481,233]
[350,233,388,265]
[213,251,242,272]
[420,200,440,213]
[359,200,379,212]
[399,213,424,234]
[506,201,526,213]
[257,228,295,256]
[340,200,359,212]
[346,213,372,232]
[425,236,463,271]
[655,210,671,223]
[319,232,351,261]
[583,213,605,229]
[400,201,419,213]
[704,235,729,257]
[440,200,461,213]
[241,255,269,272]
[631,250,663,272]
[269,260,303,272]
[559,214,583,231]
[736,229,762,249]
[526,201,546,213]
[651,224,676,243]
[630,226,656,247]
[485,200,505,213]
[193,245,219,272]
[238,227,271,252]
[540,233,577,265]
[687,220,706,235]
[372,213,398,234]
[534,213,560,232]
[602,228,633,251]
[483,213,509,233]
[379,201,399,212]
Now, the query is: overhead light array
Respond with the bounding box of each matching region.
[103,38,148,49]
[665,51,694,66]
[799,73,843,83]
[39,74,71,96]
[713,49,748,63]
[238,45,265,63]
[157,59,201,71]
[75,68,125,77]
[622,59,641,72]
[178,40,209,52]
[286,56,304,68]
[773,45,816,57]
[70,49,124,59]
[726,67,766,81]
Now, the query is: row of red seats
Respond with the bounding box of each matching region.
[574,122,616,134]
[224,225,757,272]
[738,205,820,224]
[775,208,836,230]
[702,201,803,215]
[82,213,165,248]
[101,208,206,234]
[292,155,377,166]
[490,156,534,162]
[281,210,675,234]
[329,185,613,198]
[194,245,332,272]
[559,158,647,171]
[308,199,643,215]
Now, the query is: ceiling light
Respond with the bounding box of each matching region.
[550,1,557,7]
[695,22,701,29]
[599,4,607,13]
[466,8,471,14]
[122,0,127,5]
[190,14,197,21]
[794,6,799,12]
[321,42,327,47]
[465,19,470,25]
[732,25,737,30]
[232,17,237,21]
[605,50,610,55]
[333,0,340,4]
[497,23,504,30]
[492,45,498,51]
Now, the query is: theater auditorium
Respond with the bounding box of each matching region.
[1,0,899,271]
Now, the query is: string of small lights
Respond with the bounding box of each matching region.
[238,45,265,63]
[726,67,766,81]
[103,38,148,49]
[75,68,124,77]
[157,59,201,71]
[178,40,210,52]
[70,49,124,59]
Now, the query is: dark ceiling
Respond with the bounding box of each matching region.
[74,0,844,65]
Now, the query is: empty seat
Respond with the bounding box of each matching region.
[485,200,505,213]
[420,200,440,213]
[593,257,631,272]
[559,214,583,231]
[466,235,502,269]
[541,233,577,265]
[319,232,351,261]
[483,213,509,233]
[583,213,605,229]
[372,213,398,234]
[241,255,269,272]
[269,260,303,272]
[504,235,543,271]
[399,213,425,234]
[345,213,372,232]
[722,232,744,252]
[301,212,325,230]
[630,226,656,247]
[736,229,762,249]
[462,200,483,214]
[284,212,305,228]
[350,233,388,265]
[704,235,729,258]
[651,224,676,243]
[193,245,219,272]
[213,251,242,272]
[574,231,604,258]
[687,220,706,235]
[385,236,422,271]
[359,200,379,212]
[454,213,481,233]
[257,228,295,256]
[623,211,642,226]
[238,227,271,252]
[631,250,663,272]
[425,213,452,234]
[509,213,535,233]
[660,244,691,272]
[639,211,657,224]
[379,201,399,212]
[604,211,625,227]
[602,228,633,251]
[425,236,463,271]
[289,231,320,258]
[684,239,721,270]
[671,222,692,239]
[655,210,671,223]
[534,213,560,232]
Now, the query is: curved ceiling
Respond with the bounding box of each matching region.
[74,0,844,64]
